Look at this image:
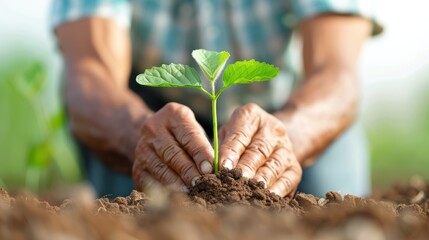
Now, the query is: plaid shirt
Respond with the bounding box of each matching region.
[51,0,379,124]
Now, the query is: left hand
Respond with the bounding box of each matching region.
[218,103,302,197]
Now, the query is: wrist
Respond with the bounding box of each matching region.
[276,112,322,167]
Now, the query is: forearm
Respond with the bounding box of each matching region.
[65,59,152,174]
[55,18,153,174]
[274,66,358,166]
[274,14,370,167]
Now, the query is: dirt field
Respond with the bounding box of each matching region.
[1,169,428,240]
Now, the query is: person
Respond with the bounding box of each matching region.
[51,0,381,198]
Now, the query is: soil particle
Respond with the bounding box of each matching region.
[230,168,242,180]
[326,191,343,203]
[343,194,357,207]
[252,189,266,201]
[296,193,319,209]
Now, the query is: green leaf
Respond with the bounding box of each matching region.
[192,49,230,82]
[136,64,202,88]
[222,60,279,88]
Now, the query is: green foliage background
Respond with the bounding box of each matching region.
[365,69,429,188]
[0,54,81,193]
[369,117,429,188]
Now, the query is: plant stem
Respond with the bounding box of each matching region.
[211,81,219,173]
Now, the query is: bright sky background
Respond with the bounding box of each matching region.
[360,0,429,124]
[1,0,429,124]
[362,0,429,81]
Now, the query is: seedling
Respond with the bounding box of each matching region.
[136,49,279,173]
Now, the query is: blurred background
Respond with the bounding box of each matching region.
[0,0,428,193]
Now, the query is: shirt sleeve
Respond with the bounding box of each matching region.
[50,0,131,30]
[292,0,383,35]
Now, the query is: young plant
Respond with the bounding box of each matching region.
[136,49,279,173]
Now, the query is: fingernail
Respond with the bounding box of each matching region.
[181,185,189,193]
[200,160,212,174]
[270,188,280,196]
[192,176,201,186]
[223,159,233,170]
[242,171,250,178]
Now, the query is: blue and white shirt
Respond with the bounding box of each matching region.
[51,0,381,124]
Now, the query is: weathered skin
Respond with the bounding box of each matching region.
[56,14,371,197]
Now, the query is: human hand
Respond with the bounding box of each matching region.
[218,103,302,197]
[132,103,214,192]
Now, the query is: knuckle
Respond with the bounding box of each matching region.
[239,161,256,175]
[280,175,294,192]
[230,131,250,146]
[260,164,279,182]
[163,173,179,185]
[161,144,181,165]
[220,144,240,160]
[164,102,193,119]
[269,151,285,170]
[140,119,158,136]
[134,146,152,170]
[256,168,271,182]
[188,144,207,160]
[180,164,196,183]
[242,103,261,113]
[152,162,174,184]
[163,102,181,112]
[179,129,199,146]
[151,161,165,177]
[232,104,263,126]
[177,107,194,120]
[247,139,271,159]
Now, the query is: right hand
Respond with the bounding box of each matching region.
[132,103,214,192]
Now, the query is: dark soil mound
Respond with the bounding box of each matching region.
[189,168,290,210]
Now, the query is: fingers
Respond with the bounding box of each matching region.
[133,145,186,189]
[235,129,277,178]
[152,133,201,186]
[218,104,261,170]
[268,161,302,198]
[217,103,302,197]
[253,147,289,188]
[134,102,213,190]
[167,107,214,174]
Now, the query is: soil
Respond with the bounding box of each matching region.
[1,169,428,240]
[189,168,290,211]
